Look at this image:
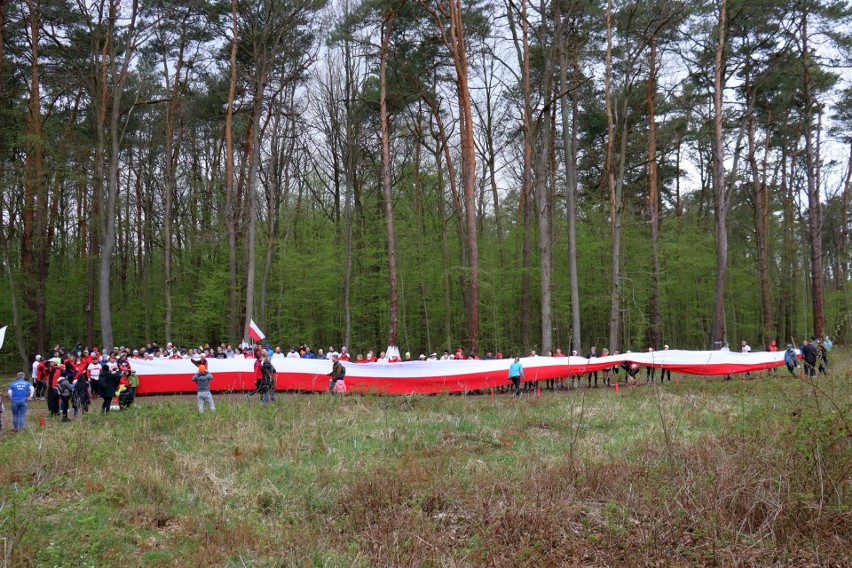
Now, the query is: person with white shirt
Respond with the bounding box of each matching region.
[741,340,752,379]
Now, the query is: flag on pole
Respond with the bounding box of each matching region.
[247,319,265,342]
[0,325,6,351]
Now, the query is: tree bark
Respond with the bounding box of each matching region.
[225,0,239,342]
[605,0,621,353]
[23,0,47,355]
[801,9,825,338]
[534,0,555,355]
[709,0,728,349]
[746,70,773,344]
[557,3,581,353]
[646,36,662,349]
[379,13,399,348]
[99,0,138,351]
[507,0,533,353]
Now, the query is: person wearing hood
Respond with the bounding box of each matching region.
[783,344,799,377]
[192,365,215,413]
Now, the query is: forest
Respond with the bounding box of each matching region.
[1,0,851,370]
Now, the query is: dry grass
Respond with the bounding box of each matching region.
[0,358,850,566]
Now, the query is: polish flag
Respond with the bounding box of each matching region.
[247,319,265,342]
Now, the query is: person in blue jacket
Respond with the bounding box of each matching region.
[8,372,35,432]
[508,357,524,397]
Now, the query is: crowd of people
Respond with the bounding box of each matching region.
[1,334,834,431]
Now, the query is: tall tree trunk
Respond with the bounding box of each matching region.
[379,13,399,347]
[605,0,621,353]
[225,0,239,341]
[801,9,825,338]
[534,0,554,355]
[558,6,581,353]
[646,36,662,349]
[840,142,852,326]
[507,0,534,353]
[423,0,479,352]
[243,98,263,343]
[24,0,47,355]
[746,71,773,344]
[433,142,453,351]
[99,0,138,351]
[709,0,728,349]
[451,0,480,353]
[342,26,357,349]
[161,20,188,345]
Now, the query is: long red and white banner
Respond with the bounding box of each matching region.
[130,350,790,395]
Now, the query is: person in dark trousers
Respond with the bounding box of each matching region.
[586,346,599,388]
[817,340,828,375]
[784,344,799,377]
[261,356,276,402]
[71,372,90,417]
[56,374,73,422]
[508,356,524,397]
[660,345,672,382]
[799,338,817,378]
[193,365,215,413]
[98,359,119,413]
[45,360,61,417]
[327,354,345,392]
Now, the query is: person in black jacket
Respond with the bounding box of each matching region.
[98,356,119,413]
[799,338,817,378]
[45,360,61,417]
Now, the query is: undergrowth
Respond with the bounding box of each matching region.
[0,356,849,566]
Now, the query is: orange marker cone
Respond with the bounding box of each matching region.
[675,377,679,385]
[39,413,46,427]
[614,382,619,393]
[536,386,541,398]
[490,390,495,399]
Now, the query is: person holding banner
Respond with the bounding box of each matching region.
[508,357,524,397]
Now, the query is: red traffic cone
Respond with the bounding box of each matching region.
[39,413,46,427]
[536,386,541,398]
[489,390,495,399]
[614,382,619,393]
[675,377,679,385]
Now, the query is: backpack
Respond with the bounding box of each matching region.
[57,378,73,397]
[823,337,833,351]
[784,349,797,367]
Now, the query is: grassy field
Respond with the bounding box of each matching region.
[1,355,850,567]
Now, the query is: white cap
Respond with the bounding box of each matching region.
[35,354,42,360]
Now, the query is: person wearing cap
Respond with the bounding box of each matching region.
[32,354,47,400]
[660,345,672,382]
[31,354,42,384]
[8,372,34,432]
[784,343,799,377]
[192,365,215,413]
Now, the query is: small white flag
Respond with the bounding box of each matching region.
[0,325,7,351]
